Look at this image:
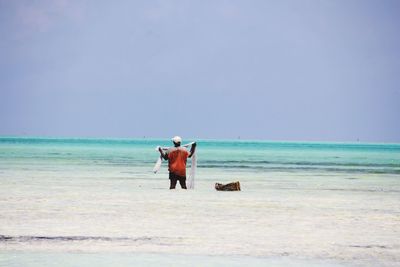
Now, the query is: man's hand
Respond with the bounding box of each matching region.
[189,142,196,158]
[159,147,168,160]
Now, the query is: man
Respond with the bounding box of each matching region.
[158,136,196,189]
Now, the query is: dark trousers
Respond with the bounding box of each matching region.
[169,173,187,189]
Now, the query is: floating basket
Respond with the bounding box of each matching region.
[215,181,241,191]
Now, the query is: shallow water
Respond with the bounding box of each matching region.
[0,252,346,267]
[1,137,399,266]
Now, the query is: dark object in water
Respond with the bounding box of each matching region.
[215,181,241,191]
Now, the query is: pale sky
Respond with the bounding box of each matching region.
[1,0,399,142]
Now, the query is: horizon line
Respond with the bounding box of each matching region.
[0,134,399,145]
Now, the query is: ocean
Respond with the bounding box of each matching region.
[0,137,399,267]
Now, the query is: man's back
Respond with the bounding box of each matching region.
[167,147,189,177]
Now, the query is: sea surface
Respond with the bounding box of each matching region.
[0,137,399,266]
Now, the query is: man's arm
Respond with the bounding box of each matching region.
[188,142,197,158]
[159,147,168,160]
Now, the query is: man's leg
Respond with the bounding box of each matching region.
[170,178,177,189]
[169,173,178,189]
[178,176,187,189]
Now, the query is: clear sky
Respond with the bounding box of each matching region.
[0,0,399,142]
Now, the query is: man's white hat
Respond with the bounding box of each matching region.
[172,136,182,143]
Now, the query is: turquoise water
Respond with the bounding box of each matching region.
[1,137,400,266]
[1,136,399,174]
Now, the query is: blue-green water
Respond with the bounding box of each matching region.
[1,137,399,174]
[1,137,400,267]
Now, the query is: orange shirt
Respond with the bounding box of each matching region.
[167,147,189,177]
